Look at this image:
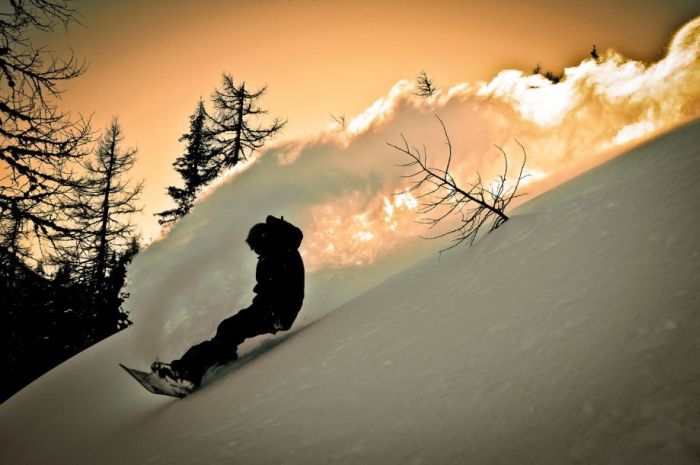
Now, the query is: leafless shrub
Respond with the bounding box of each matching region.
[415,70,437,98]
[388,115,527,251]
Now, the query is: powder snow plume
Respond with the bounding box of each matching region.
[125,17,700,360]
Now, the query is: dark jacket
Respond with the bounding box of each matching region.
[251,216,304,330]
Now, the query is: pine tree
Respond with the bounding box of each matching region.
[156,99,218,225]
[210,73,286,169]
[78,119,142,292]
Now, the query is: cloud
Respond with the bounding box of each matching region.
[124,17,700,360]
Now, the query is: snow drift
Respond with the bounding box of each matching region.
[1,116,699,465]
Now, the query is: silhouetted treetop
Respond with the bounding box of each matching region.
[77,119,142,290]
[210,73,286,169]
[156,99,218,225]
[415,70,437,98]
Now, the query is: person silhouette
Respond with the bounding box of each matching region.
[152,215,304,386]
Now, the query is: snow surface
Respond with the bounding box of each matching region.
[2,120,700,464]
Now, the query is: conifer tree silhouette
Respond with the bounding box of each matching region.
[77,119,142,293]
[156,100,218,225]
[210,74,286,169]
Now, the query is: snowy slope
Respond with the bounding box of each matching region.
[2,119,700,465]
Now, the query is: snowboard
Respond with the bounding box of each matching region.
[119,363,196,398]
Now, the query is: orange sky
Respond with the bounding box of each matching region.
[37,0,700,242]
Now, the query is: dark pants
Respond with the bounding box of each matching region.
[170,305,280,385]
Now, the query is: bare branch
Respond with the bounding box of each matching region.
[389,115,527,251]
[0,0,91,265]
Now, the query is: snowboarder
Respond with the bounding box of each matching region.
[152,215,304,387]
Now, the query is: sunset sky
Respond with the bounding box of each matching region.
[38,0,700,242]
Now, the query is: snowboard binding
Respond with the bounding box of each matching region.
[152,361,186,381]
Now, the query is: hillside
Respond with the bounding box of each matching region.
[1,119,699,465]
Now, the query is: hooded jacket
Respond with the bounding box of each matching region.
[251,216,304,330]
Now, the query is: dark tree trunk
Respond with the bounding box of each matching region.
[95,131,117,291]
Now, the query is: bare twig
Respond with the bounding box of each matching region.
[388,115,527,251]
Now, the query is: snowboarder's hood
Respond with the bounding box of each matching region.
[265,215,303,251]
